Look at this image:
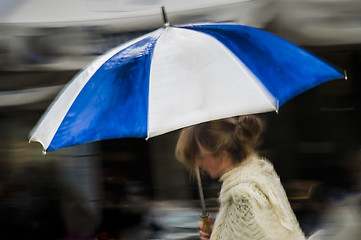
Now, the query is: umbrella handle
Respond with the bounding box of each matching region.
[201,213,212,235]
[195,167,211,234]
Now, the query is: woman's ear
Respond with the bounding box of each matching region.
[218,150,228,164]
[221,150,231,160]
[219,150,234,169]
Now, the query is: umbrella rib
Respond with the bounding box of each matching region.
[217,40,280,113]
[183,26,280,113]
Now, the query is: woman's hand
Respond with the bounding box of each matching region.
[199,215,213,239]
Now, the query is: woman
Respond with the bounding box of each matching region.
[175,115,307,240]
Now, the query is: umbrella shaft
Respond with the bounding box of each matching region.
[195,167,207,215]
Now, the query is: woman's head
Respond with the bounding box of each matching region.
[175,115,263,176]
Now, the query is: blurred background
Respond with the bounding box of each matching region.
[0,0,360,239]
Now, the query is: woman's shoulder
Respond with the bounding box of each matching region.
[220,155,279,197]
[227,181,270,208]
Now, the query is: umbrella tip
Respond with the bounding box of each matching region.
[161,6,170,27]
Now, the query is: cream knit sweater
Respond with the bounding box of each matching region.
[210,154,306,240]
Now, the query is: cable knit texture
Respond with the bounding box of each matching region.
[210,154,306,240]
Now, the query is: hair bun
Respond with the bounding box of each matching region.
[235,115,263,147]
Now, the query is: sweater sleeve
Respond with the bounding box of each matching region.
[211,183,269,240]
[232,183,270,239]
[213,182,302,240]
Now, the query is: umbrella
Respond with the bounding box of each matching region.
[28,17,344,152]
[29,6,344,231]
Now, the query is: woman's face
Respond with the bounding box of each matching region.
[196,148,223,179]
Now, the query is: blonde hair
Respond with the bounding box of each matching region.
[175,115,263,170]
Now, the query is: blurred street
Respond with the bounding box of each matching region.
[0,1,361,239]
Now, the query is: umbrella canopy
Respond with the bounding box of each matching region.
[29,22,344,152]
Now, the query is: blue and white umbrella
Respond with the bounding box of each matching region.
[29,22,344,152]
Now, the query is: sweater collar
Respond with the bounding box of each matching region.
[220,153,258,182]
